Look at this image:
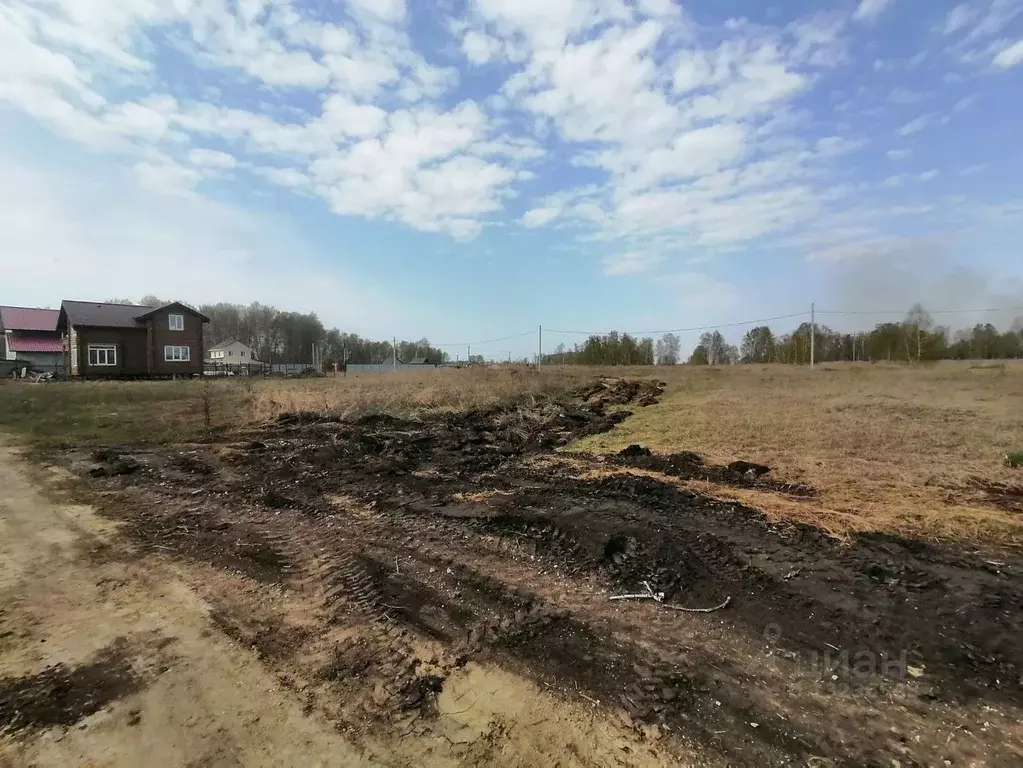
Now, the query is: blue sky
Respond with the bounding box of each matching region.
[1,0,1022,357]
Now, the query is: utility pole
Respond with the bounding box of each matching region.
[467,344,471,366]
[392,337,396,372]
[810,303,816,369]
[538,325,542,369]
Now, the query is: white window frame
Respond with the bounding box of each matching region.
[88,344,117,367]
[168,314,184,331]
[164,345,190,362]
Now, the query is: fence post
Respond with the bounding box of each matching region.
[810,303,816,369]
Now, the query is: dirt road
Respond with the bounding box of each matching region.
[0,439,371,767]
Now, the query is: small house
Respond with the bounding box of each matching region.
[409,355,439,366]
[0,306,65,373]
[57,300,209,378]
[207,339,260,364]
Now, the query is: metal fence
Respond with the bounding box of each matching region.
[2,356,67,378]
[344,363,442,374]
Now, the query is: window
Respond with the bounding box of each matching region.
[240,351,246,357]
[88,344,117,367]
[164,345,190,362]
[228,350,233,356]
[168,314,184,331]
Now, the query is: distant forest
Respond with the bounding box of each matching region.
[542,304,1023,366]
[126,298,1022,366]
[197,302,448,365]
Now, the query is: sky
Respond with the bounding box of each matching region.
[1,0,1022,357]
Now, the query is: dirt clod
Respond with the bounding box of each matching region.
[0,638,144,734]
[618,445,652,458]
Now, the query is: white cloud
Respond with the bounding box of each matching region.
[898,113,935,136]
[347,0,407,23]
[319,94,388,138]
[993,39,1023,68]
[133,159,202,196]
[954,95,977,111]
[808,234,941,263]
[853,0,895,24]
[461,30,504,64]
[967,0,1023,42]
[961,163,989,175]
[0,0,1008,290]
[602,250,665,275]
[521,207,561,228]
[253,166,310,188]
[907,50,928,68]
[887,149,913,161]
[188,148,238,169]
[943,5,976,35]
[919,169,940,181]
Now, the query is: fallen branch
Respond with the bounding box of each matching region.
[610,581,664,602]
[611,582,732,613]
[662,597,732,613]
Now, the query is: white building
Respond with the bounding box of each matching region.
[207,339,259,364]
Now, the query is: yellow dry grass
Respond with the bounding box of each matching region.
[248,367,593,421]
[569,362,1023,544]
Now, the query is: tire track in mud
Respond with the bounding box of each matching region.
[260,507,464,722]
[345,546,833,765]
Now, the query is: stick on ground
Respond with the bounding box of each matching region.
[662,597,732,613]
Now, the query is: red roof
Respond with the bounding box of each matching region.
[8,335,65,353]
[0,306,60,332]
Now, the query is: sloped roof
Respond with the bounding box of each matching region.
[209,338,244,350]
[60,301,155,328]
[7,335,65,353]
[59,300,210,329]
[0,306,60,332]
[136,301,210,323]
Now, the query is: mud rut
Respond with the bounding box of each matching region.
[68,379,1022,766]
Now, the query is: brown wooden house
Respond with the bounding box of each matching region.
[57,301,210,378]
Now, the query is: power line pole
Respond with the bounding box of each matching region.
[467,344,471,365]
[810,303,816,369]
[538,325,542,368]
[392,337,396,372]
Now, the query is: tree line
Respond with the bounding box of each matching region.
[541,305,1022,367]
[199,302,450,365]
[689,304,1023,365]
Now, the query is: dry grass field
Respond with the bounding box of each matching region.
[1,362,1020,545]
[570,361,1023,544]
[247,366,595,420]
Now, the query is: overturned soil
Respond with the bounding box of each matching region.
[64,377,1023,766]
